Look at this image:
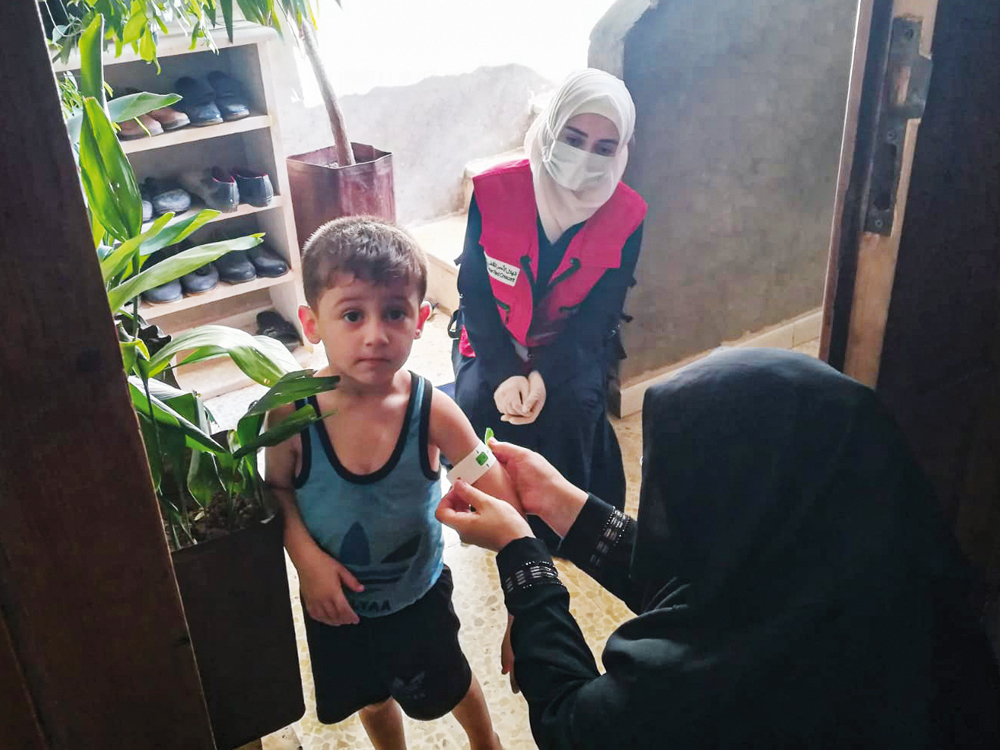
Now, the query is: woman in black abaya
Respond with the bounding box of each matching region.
[438,348,999,748]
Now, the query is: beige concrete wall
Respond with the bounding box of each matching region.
[595,0,856,382]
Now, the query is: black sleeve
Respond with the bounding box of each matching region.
[456,195,526,389]
[531,223,644,387]
[557,494,644,613]
[496,537,636,749]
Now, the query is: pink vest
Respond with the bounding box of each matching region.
[459,159,647,358]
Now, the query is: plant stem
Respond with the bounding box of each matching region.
[172,468,194,544]
[298,18,354,167]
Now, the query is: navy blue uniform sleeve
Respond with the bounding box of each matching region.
[456,195,526,389]
[531,223,644,387]
[496,537,636,749]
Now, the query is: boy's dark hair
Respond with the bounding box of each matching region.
[301,216,428,308]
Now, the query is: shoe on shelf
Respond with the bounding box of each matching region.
[215,250,257,284]
[248,244,289,278]
[140,182,154,223]
[144,177,192,216]
[207,71,251,122]
[179,167,239,213]
[117,113,163,140]
[181,262,220,296]
[232,168,274,207]
[173,77,223,127]
[256,310,301,350]
[141,248,184,304]
[121,87,190,131]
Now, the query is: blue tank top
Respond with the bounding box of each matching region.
[294,374,443,617]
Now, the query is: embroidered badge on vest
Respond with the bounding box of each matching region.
[485,255,520,286]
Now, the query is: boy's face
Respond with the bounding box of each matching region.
[299,274,430,388]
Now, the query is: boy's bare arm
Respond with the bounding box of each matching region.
[264,404,320,562]
[428,390,523,514]
[264,405,363,626]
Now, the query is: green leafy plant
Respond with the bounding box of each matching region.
[59,13,338,548]
[141,371,337,550]
[45,0,356,166]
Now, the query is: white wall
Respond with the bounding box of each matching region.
[302,0,618,98]
[271,0,617,224]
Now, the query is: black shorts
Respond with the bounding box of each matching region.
[303,565,473,724]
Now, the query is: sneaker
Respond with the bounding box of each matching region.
[232,168,274,207]
[179,167,239,213]
[207,71,251,122]
[144,177,192,216]
[174,77,223,127]
[215,250,257,284]
[256,310,300,350]
[247,244,289,278]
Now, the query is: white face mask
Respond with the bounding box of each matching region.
[545,141,613,192]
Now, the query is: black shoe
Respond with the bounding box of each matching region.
[174,77,223,126]
[232,168,274,207]
[141,248,184,304]
[207,71,251,122]
[140,182,154,223]
[179,167,239,213]
[180,262,220,295]
[215,250,257,284]
[144,177,192,216]
[247,244,288,278]
[256,310,300,350]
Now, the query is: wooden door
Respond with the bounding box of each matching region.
[822,0,1000,629]
[0,4,216,747]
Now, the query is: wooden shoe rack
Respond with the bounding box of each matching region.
[53,24,313,394]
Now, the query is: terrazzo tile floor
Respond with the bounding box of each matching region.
[209,313,818,750]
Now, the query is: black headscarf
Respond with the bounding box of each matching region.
[604,348,998,747]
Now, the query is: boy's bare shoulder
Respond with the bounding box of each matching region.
[266,401,299,424]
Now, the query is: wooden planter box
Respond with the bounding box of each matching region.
[172,518,303,750]
[287,142,395,242]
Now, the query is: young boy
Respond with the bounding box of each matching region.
[265,217,516,750]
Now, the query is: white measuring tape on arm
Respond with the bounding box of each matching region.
[446,441,496,486]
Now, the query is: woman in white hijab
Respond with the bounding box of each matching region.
[450,69,647,552]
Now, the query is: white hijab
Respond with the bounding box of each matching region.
[525,69,637,243]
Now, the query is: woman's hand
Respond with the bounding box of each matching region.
[436,480,534,552]
[501,370,547,425]
[494,375,532,417]
[490,439,589,537]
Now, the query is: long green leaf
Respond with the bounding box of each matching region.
[108,235,262,312]
[243,370,340,418]
[128,378,226,455]
[138,209,220,260]
[234,371,338,458]
[109,92,181,123]
[146,324,300,386]
[100,213,172,283]
[221,0,235,41]
[79,98,142,242]
[187,397,224,507]
[79,15,106,110]
[233,405,319,460]
[122,2,146,45]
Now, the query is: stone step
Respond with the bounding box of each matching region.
[407,212,469,314]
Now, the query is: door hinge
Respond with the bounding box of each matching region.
[865,16,933,235]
